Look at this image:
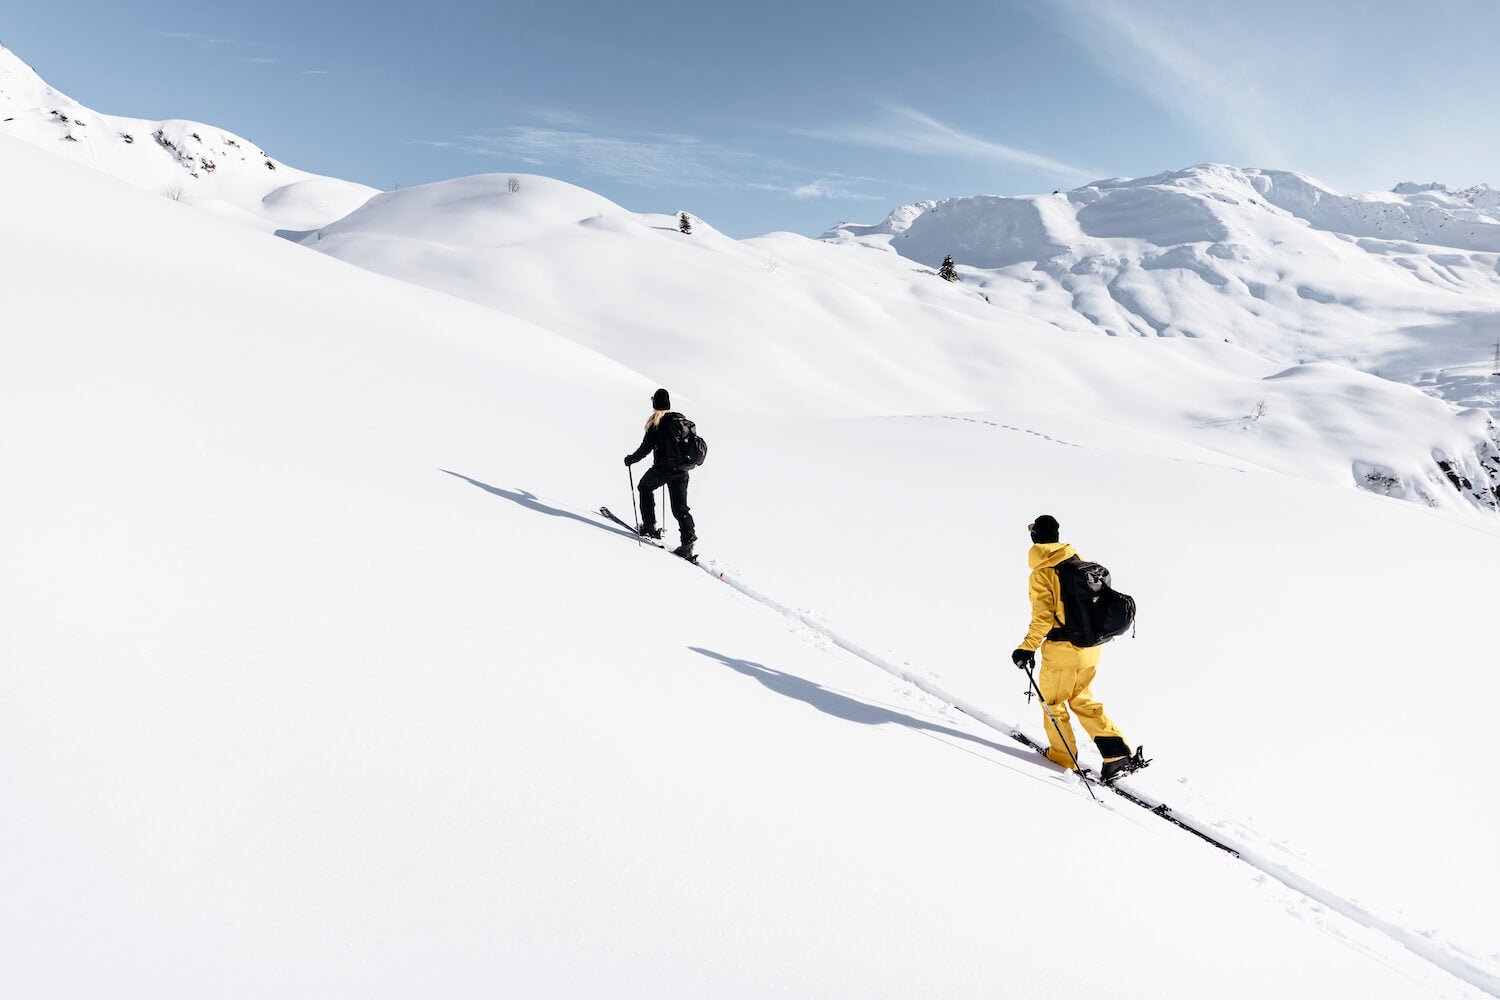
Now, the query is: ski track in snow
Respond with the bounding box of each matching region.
[899,413,1086,449]
[898,413,1260,476]
[449,472,1500,996]
[644,509,1500,997]
[701,543,1500,996]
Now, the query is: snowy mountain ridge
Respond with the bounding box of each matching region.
[823,164,1500,477]
[300,170,1500,520]
[833,164,1500,257]
[1393,179,1500,209]
[0,42,374,231]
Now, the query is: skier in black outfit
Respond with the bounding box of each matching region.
[624,388,697,560]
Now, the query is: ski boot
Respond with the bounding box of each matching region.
[1099,746,1150,785]
[637,523,663,540]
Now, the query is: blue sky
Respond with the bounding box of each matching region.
[5,0,1498,238]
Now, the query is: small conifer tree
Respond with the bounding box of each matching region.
[939,254,958,282]
[679,212,693,234]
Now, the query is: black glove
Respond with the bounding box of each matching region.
[623,455,634,466]
[1012,648,1035,670]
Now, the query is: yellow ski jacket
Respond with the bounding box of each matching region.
[1019,541,1079,652]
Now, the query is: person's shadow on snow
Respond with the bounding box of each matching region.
[442,470,637,540]
[690,647,1033,764]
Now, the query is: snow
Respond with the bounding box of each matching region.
[824,165,1500,402]
[303,169,1500,518]
[0,44,375,231]
[5,40,1500,999]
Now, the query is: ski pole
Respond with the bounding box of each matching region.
[627,466,641,548]
[1026,664,1098,802]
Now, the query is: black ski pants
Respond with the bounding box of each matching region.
[638,465,695,542]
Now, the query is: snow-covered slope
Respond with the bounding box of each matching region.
[8,124,1500,1000]
[824,165,1500,415]
[0,42,375,231]
[303,171,1500,519]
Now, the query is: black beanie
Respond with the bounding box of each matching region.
[1030,514,1060,544]
[652,388,671,410]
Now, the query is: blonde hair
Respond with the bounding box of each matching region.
[645,408,670,430]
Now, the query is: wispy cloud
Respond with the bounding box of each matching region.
[1039,0,1292,168]
[524,108,596,129]
[160,31,234,49]
[786,179,883,201]
[163,32,328,82]
[798,105,1102,184]
[451,126,740,187]
[1031,0,1500,194]
[417,116,882,201]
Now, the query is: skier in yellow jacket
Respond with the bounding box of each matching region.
[1011,514,1145,783]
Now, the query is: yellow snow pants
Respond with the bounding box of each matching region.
[1037,641,1128,768]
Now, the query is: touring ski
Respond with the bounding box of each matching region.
[599,506,699,563]
[599,506,663,546]
[1005,728,1238,857]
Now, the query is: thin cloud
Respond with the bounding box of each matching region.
[421,123,881,200]
[1037,0,1500,195]
[799,106,1102,184]
[1040,0,1292,168]
[786,179,884,201]
[525,108,596,129]
[159,31,234,49]
[452,127,734,187]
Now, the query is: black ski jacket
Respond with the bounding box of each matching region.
[627,412,683,470]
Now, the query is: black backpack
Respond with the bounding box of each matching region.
[660,413,708,470]
[1049,555,1135,648]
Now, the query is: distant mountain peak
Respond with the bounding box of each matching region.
[0,40,376,233]
[1392,180,1498,209]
